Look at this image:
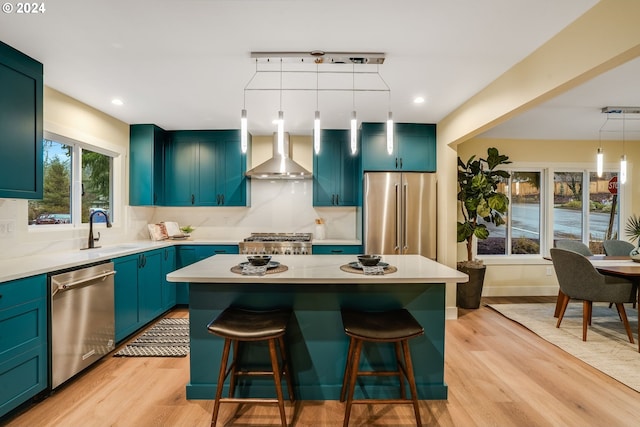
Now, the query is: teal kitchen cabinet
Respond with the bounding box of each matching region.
[175,245,238,304]
[137,250,163,326]
[361,123,436,172]
[0,275,47,418]
[312,245,362,255]
[129,124,166,206]
[0,41,43,200]
[164,130,249,206]
[161,246,176,311]
[113,250,164,342]
[313,130,360,206]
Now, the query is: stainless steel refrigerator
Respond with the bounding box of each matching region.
[363,172,436,258]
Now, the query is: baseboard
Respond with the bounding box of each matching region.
[483,284,559,297]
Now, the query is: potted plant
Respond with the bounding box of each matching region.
[456,147,511,308]
[625,214,640,258]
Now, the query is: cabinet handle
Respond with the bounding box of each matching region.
[331,194,335,205]
[336,194,339,205]
[191,194,195,205]
[214,250,227,254]
[395,157,398,169]
[400,158,403,168]
[221,194,224,205]
[331,249,344,253]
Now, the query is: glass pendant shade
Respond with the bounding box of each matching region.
[240,109,248,153]
[350,111,357,154]
[596,147,603,177]
[277,111,284,155]
[386,112,394,155]
[314,111,321,154]
[620,154,627,184]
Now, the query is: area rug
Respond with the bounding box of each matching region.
[114,318,190,357]
[487,302,640,392]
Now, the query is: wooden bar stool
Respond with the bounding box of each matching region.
[206,307,295,427]
[340,308,424,427]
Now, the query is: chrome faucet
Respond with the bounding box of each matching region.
[87,210,112,249]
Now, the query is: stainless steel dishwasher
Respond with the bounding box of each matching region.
[49,261,116,389]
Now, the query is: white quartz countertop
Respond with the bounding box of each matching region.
[167,254,468,284]
[0,239,362,284]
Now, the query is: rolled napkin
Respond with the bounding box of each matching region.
[242,264,267,276]
[362,264,385,275]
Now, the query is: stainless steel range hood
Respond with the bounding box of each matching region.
[245,132,312,180]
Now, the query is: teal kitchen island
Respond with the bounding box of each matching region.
[166,254,468,401]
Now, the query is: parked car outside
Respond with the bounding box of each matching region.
[33,213,71,225]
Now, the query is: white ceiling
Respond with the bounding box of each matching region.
[2,0,622,139]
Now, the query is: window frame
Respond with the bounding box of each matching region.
[477,162,629,261]
[29,131,122,230]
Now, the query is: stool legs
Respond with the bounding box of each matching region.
[341,338,422,427]
[210,337,293,427]
[278,336,295,402]
[268,338,288,427]
[401,339,422,427]
[343,338,364,427]
[211,338,232,427]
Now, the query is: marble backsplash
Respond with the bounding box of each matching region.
[145,180,358,241]
[0,180,358,260]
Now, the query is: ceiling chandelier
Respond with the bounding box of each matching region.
[240,51,392,156]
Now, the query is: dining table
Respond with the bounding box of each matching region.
[548,254,640,352]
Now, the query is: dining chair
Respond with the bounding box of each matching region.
[603,239,635,256]
[550,248,636,343]
[555,239,593,256]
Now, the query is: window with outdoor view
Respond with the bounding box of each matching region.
[28,134,113,227]
[477,167,620,257]
[477,170,541,256]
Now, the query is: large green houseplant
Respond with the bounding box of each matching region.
[456,147,511,308]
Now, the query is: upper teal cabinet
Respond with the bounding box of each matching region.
[313,130,360,206]
[361,123,436,172]
[0,41,43,199]
[129,124,166,206]
[164,130,250,206]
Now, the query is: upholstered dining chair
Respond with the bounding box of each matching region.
[555,239,593,256]
[603,239,635,256]
[550,248,636,343]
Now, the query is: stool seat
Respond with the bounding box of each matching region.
[207,307,294,427]
[207,307,290,340]
[340,308,424,427]
[341,308,424,341]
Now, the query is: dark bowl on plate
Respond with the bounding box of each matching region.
[357,254,381,266]
[247,255,272,266]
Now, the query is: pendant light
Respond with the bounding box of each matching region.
[240,109,248,154]
[596,113,609,178]
[277,59,284,155]
[350,63,357,155]
[620,112,627,184]
[314,62,321,154]
[386,89,394,155]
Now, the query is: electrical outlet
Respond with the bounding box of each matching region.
[6,220,15,235]
[546,266,553,276]
[0,221,7,236]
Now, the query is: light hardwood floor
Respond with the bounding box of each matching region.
[3,298,639,427]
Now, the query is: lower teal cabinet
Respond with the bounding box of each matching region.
[175,245,238,304]
[0,275,47,418]
[114,249,167,343]
[312,245,362,255]
[161,247,176,311]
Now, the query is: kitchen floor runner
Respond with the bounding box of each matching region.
[114,318,190,357]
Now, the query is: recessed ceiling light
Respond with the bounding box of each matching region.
[413,96,425,104]
[111,98,124,106]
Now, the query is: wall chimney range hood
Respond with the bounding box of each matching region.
[245,133,312,180]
